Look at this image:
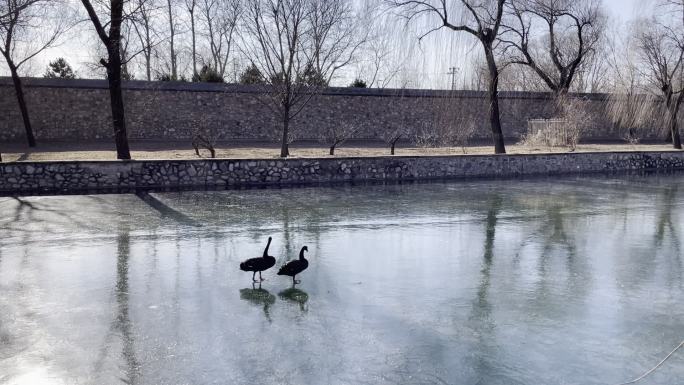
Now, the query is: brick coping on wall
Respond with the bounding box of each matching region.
[1,151,683,195]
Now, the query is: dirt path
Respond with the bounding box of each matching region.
[0,141,679,162]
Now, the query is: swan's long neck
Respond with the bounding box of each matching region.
[299,247,307,260]
[263,238,272,257]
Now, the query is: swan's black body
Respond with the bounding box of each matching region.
[240,237,275,282]
[277,246,309,284]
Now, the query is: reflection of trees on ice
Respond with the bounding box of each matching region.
[92,224,140,384]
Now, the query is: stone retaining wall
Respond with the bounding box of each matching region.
[0,77,621,143]
[1,151,683,195]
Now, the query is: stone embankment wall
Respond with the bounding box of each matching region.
[0,152,682,194]
[0,78,619,143]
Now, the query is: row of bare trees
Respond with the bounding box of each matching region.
[1,0,370,159]
[1,0,683,158]
[125,0,242,81]
[83,0,371,83]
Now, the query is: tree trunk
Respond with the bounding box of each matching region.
[8,62,36,147]
[485,49,506,154]
[167,0,177,79]
[106,49,132,160]
[390,141,396,155]
[664,89,682,149]
[329,145,335,155]
[145,24,151,81]
[143,15,152,81]
[145,53,151,81]
[669,93,683,150]
[190,8,197,78]
[553,88,569,115]
[664,87,673,143]
[280,111,290,158]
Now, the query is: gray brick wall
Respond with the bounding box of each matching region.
[0,77,618,143]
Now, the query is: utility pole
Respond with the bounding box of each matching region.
[447,67,459,90]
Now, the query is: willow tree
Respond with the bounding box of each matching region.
[389,0,508,154]
[635,1,684,149]
[81,0,132,159]
[605,30,660,143]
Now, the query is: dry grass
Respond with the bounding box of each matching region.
[0,141,680,162]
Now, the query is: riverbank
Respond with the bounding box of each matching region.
[1,150,683,195]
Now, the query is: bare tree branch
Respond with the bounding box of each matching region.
[500,0,605,94]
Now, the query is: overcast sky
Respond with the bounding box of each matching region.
[604,0,644,21]
[2,0,656,88]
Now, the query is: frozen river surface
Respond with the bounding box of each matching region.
[0,174,683,384]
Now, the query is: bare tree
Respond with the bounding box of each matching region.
[389,0,508,154]
[416,96,478,152]
[607,93,661,144]
[382,127,405,155]
[81,0,132,159]
[191,115,218,158]
[380,88,413,155]
[119,15,138,80]
[0,0,64,147]
[0,0,36,20]
[464,53,490,91]
[242,0,316,158]
[199,0,240,78]
[165,0,178,79]
[318,120,360,155]
[192,135,216,157]
[184,0,198,78]
[306,0,367,84]
[501,0,605,95]
[555,94,591,150]
[497,57,547,90]
[356,24,403,88]
[571,45,609,93]
[605,25,660,144]
[130,0,161,80]
[636,4,684,148]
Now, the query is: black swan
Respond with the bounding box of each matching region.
[240,237,276,282]
[277,246,309,285]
